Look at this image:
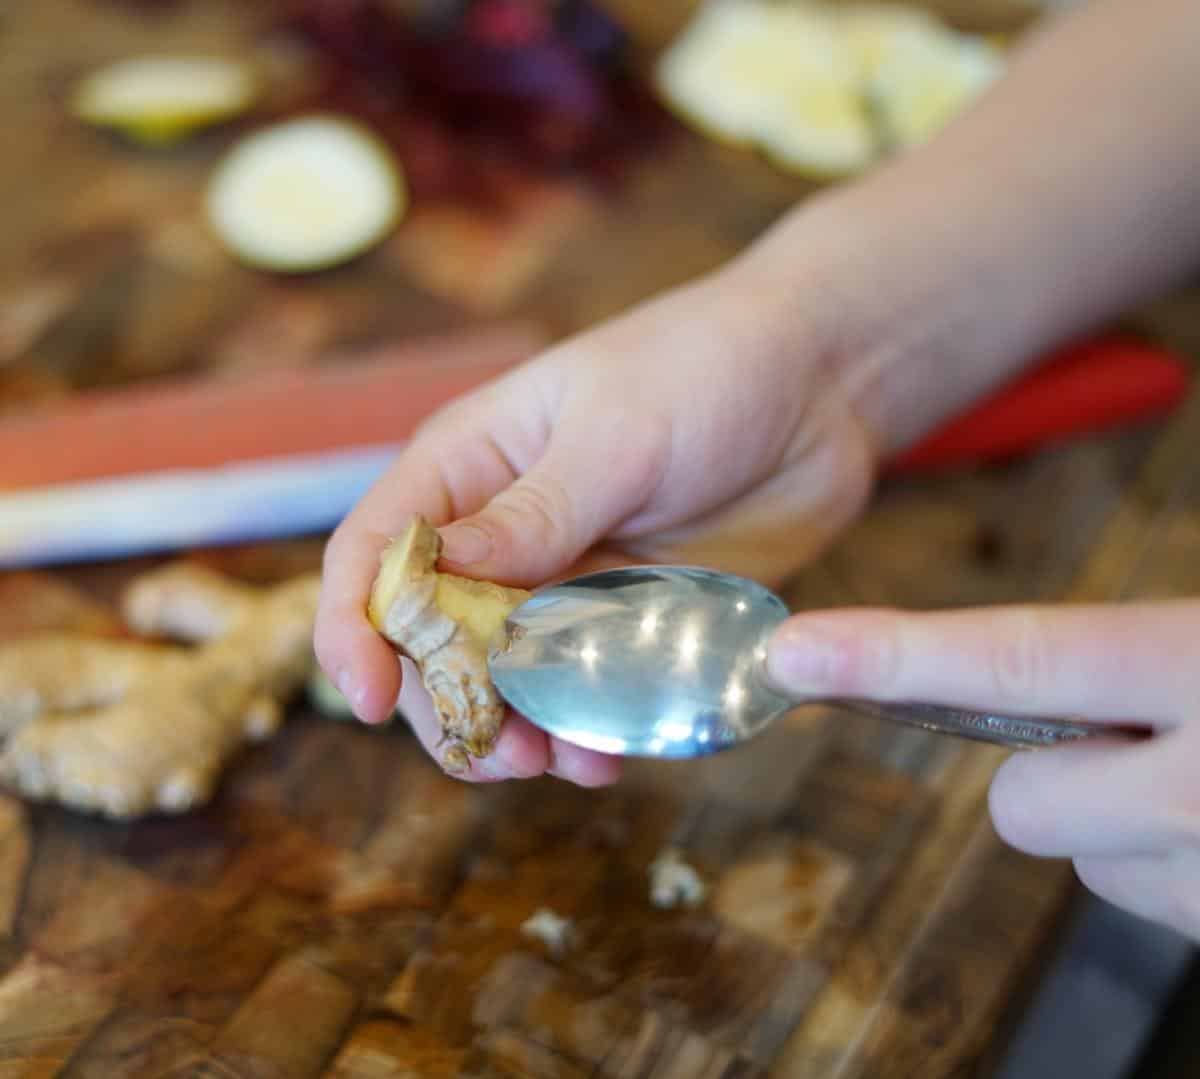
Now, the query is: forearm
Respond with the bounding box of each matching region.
[746,0,1200,454]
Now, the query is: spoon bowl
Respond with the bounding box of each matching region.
[488,565,792,757]
[487,565,1131,758]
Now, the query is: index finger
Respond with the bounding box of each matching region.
[314,420,520,723]
[766,601,1200,728]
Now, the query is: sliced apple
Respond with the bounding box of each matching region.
[71,55,259,145]
[655,0,877,180]
[205,115,406,273]
[655,0,1009,176]
[862,22,1005,149]
[839,4,946,74]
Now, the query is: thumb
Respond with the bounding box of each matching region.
[437,413,669,586]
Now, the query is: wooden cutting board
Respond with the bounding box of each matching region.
[2,2,1199,1076]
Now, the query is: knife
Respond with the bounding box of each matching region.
[886,334,1190,473]
[0,331,1189,568]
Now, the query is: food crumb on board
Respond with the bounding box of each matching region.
[520,907,574,956]
[648,847,708,910]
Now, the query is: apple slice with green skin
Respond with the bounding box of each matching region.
[863,27,1005,150]
[206,115,407,273]
[655,0,1007,179]
[654,0,878,181]
[71,55,259,146]
[839,2,1005,151]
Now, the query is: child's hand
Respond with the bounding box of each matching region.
[316,0,1200,797]
[767,601,1200,938]
[314,255,880,785]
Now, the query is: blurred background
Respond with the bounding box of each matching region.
[3,2,1200,1076]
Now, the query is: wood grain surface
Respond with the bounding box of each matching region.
[2,1,1199,1076]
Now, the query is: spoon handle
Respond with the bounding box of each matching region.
[825,698,1145,749]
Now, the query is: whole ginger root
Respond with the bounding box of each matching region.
[0,564,319,818]
[368,515,529,774]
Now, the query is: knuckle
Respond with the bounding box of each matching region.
[816,615,901,695]
[989,609,1052,704]
[612,412,673,509]
[414,397,471,442]
[823,642,863,694]
[416,380,497,438]
[497,477,573,550]
[863,615,903,691]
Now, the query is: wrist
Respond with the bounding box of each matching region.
[731,0,1200,458]
[734,182,1048,458]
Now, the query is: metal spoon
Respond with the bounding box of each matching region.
[487,565,1129,758]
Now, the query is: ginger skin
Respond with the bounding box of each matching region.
[368,516,529,774]
[0,564,319,818]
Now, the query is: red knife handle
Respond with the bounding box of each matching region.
[886,335,1191,475]
[0,322,542,492]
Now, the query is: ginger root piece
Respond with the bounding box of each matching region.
[368,516,529,774]
[0,564,320,818]
[649,847,708,910]
[520,907,575,958]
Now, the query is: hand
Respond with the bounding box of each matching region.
[316,0,1200,791]
[315,249,880,785]
[765,600,1200,939]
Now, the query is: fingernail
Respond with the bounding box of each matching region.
[356,686,381,723]
[336,667,371,721]
[440,523,492,566]
[474,756,507,780]
[765,622,837,695]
